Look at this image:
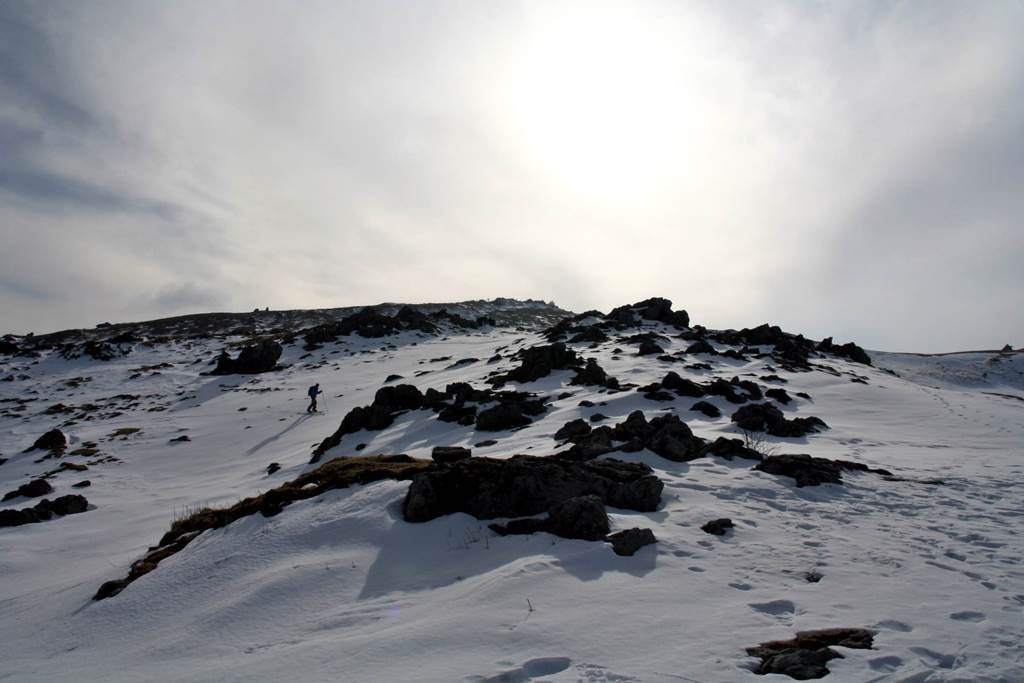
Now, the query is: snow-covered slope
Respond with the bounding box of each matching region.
[1,304,1022,682]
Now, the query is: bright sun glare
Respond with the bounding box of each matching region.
[499,3,710,206]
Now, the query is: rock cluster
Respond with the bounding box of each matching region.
[816,337,872,366]
[211,340,283,375]
[488,343,619,389]
[552,411,770,464]
[25,429,67,455]
[731,403,828,437]
[2,478,53,501]
[543,297,689,344]
[301,305,494,348]
[402,455,663,523]
[756,454,892,487]
[311,382,549,461]
[639,372,763,404]
[0,494,89,528]
[746,628,875,679]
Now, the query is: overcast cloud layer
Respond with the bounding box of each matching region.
[1,0,1022,351]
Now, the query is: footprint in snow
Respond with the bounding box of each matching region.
[748,599,796,617]
[950,610,986,622]
[469,656,572,682]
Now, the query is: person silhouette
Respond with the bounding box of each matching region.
[306,383,323,413]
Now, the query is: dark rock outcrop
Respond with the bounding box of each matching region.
[701,437,763,461]
[607,527,657,556]
[701,518,734,536]
[731,403,828,437]
[402,455,663,523]
[690,400,722,418]
[2,478,53,502]
[569,358,619,389]
[547,495,610,540]
[756,454,892,487]
[554,418,591,442]
[817,337,872,366]
[25,429,67,455]
[211,340,283,375]
[661,372,706,397]
[606,298,690,328]
[489,343,581,386]
[0,495,89,528]
[560,410,706,462]
[431,446,471,464]
[747,628,875,680]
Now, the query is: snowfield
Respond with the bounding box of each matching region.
[1,309,1022,682]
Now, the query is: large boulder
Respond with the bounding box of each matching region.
[607,527,657,556]
[817,337,872,366]
[25,429,67,455]
[211,340,283,374]
[402,455,663,522]
[547,495,609,540]
[731,403,828,437]
[2,478,53,502]
[489,343,581,385]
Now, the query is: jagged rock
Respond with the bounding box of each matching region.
[547,495,609,540]
[475,403,532,431]
[2,478,53,501]
[72,479,91,488]
[661,371,706,397]
[756,454,891,487]
[563,427,617,460]
[431,446,471,464]
[267,462,281,475]
[607,528,657,556]
[701,518,734,536]
[731,403,828,437]
[562,411,706,462]
[701,437,763,461]
[0,494,89,528]
[570,358,619,388]
[638,340,664,356]
[554,419,592,442]
[169,435,191,443]
[26,429,67,455]
[747,628,875,680]
[42,495,88,515]
[705,378,747,404]
[489,343,581,385]
[690,401,722,418]
[817,337,872,366]
[608,298,689,328]
[0,338,20,355]
[686,339,716,355]
[211,340,282,375]
[373,384,425,412]
[645,415,704,461]
[402,455,663,523]
[765,388,793,404]
[437,404,477,425]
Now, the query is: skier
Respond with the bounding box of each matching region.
[306,383,323,413]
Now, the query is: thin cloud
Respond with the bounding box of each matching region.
[0,1,1021,350]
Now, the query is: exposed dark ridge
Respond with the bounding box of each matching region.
[93,455,432,601]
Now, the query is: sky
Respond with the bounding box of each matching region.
[1,0,1022,352]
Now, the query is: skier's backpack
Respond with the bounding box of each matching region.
[307,385,317,398]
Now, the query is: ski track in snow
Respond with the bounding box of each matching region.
[1,326,1022,682]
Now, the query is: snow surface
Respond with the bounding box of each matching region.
[1,323,1022,682]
